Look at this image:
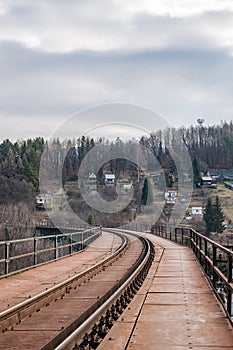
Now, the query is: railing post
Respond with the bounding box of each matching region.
[55,235,58,259]
[5,242,10,275]
[181,228,184,245]
[195,232,198,256]
[163,225,166,238]
[213,245,217,289]
[34,238,38,266]
[227,253,232,317]
[204,239,208,274]
[199,236,202,263]
[175,228,177,243]
[190,229,193,250]
[70,233,73,255]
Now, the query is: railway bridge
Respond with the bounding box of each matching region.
[0,226,233,349]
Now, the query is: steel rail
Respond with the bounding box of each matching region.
[53,229,154,350]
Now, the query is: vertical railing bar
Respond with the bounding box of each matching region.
[55,235,58,260]
[175,228,177,243]
[204,239,208,274]
[213,245,217,290]
[69,232,71,255]
[5,242,10,275]
[190,229,193,250]
[34,238,38,266]
[227,253,232,317]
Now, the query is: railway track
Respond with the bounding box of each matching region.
[0,230,155,350]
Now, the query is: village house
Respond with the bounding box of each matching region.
[105,173,115,185]
[201,176,217,187]
[35,193,53,210]
[192,207,203,216]
[86,173,97,192]
[164,188,177,205]
[118,179,133,191]
[150,174,160,185]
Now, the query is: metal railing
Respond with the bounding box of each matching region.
[0,226,102,278]
[152,224,233,322]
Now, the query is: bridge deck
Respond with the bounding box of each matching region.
[98,234,233,350]
[0,231,121,313]
[1,232,233,349]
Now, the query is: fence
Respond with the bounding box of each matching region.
[152,224,233,323]
[0,226,102,278]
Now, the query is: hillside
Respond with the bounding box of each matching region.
[0,121,233,239]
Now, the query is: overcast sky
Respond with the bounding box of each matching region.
[1,0,233,141]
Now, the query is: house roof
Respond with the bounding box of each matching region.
[105,174,115,179]
[166,189,177,194]
[201,176,212,181]
[89,173,97,179]
[36,198,45,203]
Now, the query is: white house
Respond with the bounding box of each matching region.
[36,197,45,208]
[105,174,115,184]
[201,176,217,187]
[165,189,177,204]
[192,207,203,216]
[87,173,97,192]
[88,173,97,181]
[36,194,52,210]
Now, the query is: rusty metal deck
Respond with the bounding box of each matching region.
[0,231,121,313]
[98,234,233,350]
[0,232,143,349]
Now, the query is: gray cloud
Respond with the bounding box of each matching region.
[0,2,233,141]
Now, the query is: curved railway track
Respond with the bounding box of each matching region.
[0,230,155,350]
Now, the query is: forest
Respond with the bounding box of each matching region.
[0,121,233,239]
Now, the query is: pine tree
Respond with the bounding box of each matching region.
[157,141,163,164]
[87,213,95,226]
[141,178,153,205]
[213,196,225,233]
[203,198,214,235]
[203,196,225,235]
[141,178,148,205]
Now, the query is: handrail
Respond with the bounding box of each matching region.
[152,224,233,323]
[0,230,126,327]
[0,227,102,278]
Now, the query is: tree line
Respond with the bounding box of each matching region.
[140,121,233,183]
[0,122,232,237]
[0,137,44,191]
[0,121,232,196]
